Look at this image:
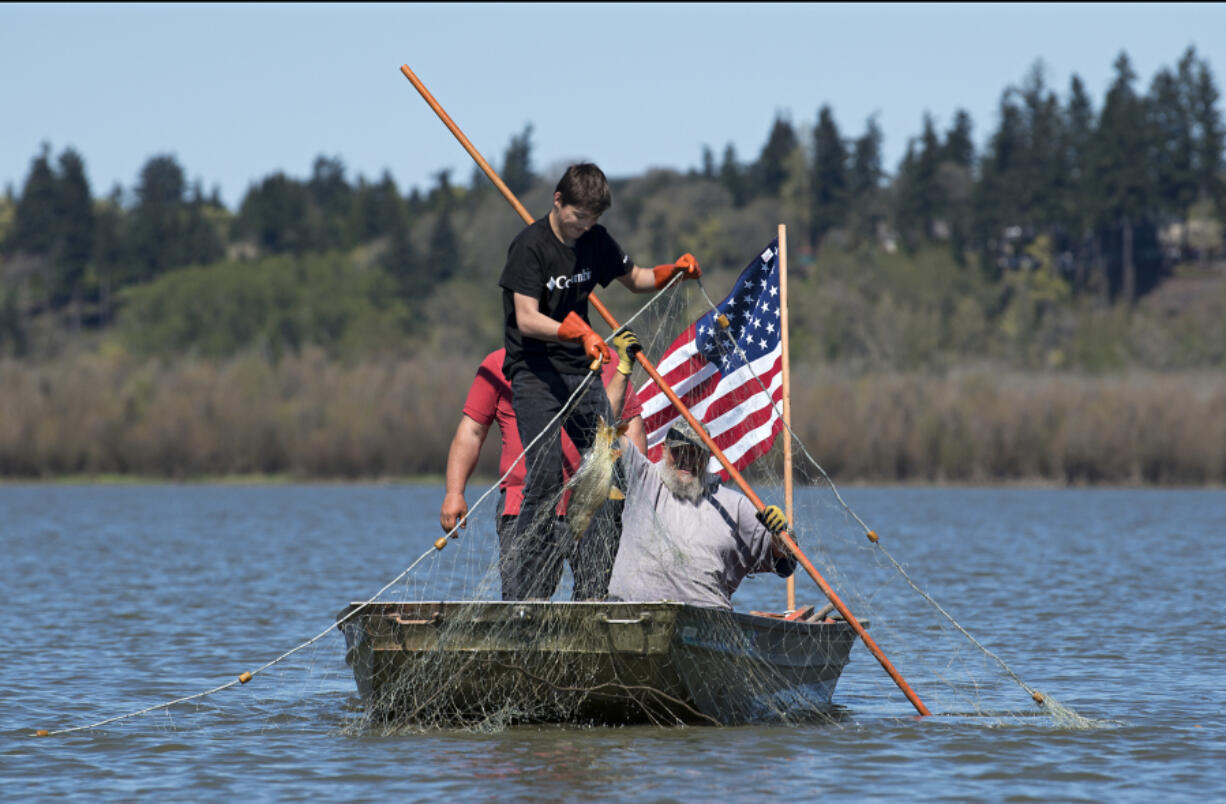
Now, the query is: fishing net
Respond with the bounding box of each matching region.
[326,268,1105,735]
[40,251,1105,740]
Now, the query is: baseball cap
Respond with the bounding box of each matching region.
[664,419,709,452]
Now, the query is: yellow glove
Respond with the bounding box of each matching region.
[611,328,641,376]
[756,504,788,536]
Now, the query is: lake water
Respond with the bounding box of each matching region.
[2,483,1224,801]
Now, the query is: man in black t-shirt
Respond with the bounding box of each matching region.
[497,162,701,600]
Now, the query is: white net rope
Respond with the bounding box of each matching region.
[38,272,1107,738]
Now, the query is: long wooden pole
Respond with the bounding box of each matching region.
[779,224,795,614]
[399,63,930,717]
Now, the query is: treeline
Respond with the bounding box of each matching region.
[708,48,1224,302]
[0,47,1224,367]
[0,131,526,351]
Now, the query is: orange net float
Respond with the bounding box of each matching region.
[238,671,253,684]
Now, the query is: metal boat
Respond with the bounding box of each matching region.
[336,600,861,726]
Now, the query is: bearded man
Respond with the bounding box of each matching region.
[602,331,795,610]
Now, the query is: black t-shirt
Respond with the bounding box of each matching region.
[498,216,632,378]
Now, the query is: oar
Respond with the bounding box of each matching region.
[399,63,931,718]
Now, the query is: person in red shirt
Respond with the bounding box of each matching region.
[440,348,646,600]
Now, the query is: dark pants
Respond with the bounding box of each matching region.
[496,492,565,600]
[496,508,621,602]
[504,368,619,601]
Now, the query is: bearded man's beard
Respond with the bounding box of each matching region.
[661,461,706,503]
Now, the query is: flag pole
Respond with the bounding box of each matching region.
[399,63,930,717]
[779,224,795,614]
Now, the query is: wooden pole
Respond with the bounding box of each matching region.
[779,224,795,614]
[399,63,930,717]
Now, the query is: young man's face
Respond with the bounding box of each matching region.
[552,193,601,242]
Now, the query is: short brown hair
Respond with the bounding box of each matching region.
[554,163,611,214]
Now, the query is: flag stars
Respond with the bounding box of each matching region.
[642,243,782,471]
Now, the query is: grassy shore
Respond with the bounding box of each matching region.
[3,350,1225,486]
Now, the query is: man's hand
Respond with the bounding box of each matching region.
[440,492,469,533]
[557,311,612,367]
[611,327,642,376]
[757,504,788,536]
[652,253,702,289]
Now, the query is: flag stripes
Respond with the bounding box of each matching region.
[636,239,784,478]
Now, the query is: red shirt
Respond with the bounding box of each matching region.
[462,348,643,516]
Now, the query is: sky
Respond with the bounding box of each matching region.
[3,2,1225,210]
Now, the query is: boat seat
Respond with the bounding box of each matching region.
[784,605,816,621]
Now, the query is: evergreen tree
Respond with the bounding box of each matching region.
[719,144,747,207]
[426,207,463,282]
[127,154,189,283]
[427,169,456,213]
[973,92,1027,277]
[6,145,58,256]
[849,117,884,199]
[234,173,314,255]
[894,113,942,248]
[50,149,94,307]
[1146,65,1196,259]
[308,155,354,251]
[1185,49,1225,220]
[811,105,848,248]
[355,171,407,242]
[847,116,885,245]
[406,186,425,217]
[971,65,1070,277]
[755,115,798,198]
[1064,74,1098,291]
[942,109,976,262]
[501,124,535,197]
[181,183,225,268]
[1016,63,1066,232]
[700,145,716,179]
[91,186,125,324]
[1093,52,1154,302]
[943,109,975,168]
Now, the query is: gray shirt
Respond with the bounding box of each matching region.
[606,442,795,609]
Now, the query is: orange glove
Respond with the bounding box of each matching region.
[557,311,612,367]
[652,253,702,289]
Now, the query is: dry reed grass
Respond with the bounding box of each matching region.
[789,368,1226,485]
[3,353,1224,485]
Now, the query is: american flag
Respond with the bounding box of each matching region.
[637,239,784,478]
